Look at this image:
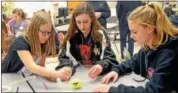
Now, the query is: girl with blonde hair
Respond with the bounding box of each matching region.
[2,11,70,81]
[93,2,178,92]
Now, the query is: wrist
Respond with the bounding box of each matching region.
[51,70,58,78]
[97,64,103,70]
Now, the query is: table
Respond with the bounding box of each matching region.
[2,74,33,92]
[2,65,148,92]
[56,24,69,32]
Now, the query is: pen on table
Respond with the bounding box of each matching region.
[16,87,19,93]
[43,82,48,90]
[21,73,36,93]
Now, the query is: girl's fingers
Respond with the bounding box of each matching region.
[88,67,94,76]
[113,75,118,83]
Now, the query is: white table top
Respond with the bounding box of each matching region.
[56,24,69,32]
[2,74,33,92]
[2,63,148,92]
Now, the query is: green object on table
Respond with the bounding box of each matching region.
[70,79,82,89]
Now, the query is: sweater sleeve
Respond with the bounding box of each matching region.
[109,50,177,92]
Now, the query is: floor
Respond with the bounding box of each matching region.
[110,40,141,62]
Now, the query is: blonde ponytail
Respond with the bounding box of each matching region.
[128,2,178,48]
[148,2,178,46]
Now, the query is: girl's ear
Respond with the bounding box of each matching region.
[147,25,155,34]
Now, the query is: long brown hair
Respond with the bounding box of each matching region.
[128,2,178,48]
[25,11,56,57]
[2,20,13,53]
[60,2,102,48]
[12,8,26,20]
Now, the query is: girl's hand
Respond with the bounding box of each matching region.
[93,84,110,93]
[46,67,72,82]
[58,32,64,41]
[57,67,72,81]
[45,77,57,82]
[100,71,119,84]
[88,64,103,79]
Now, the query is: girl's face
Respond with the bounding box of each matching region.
[128,20,153,45]
[75,14,92,36]
[39,22,52,44]
[13,13,21,21]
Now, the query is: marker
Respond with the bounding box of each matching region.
[43,82,48,90]
[16,87,19,93]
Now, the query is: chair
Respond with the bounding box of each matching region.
[101,26,120,55]
[106,16,119,41]
[55,8,70,26]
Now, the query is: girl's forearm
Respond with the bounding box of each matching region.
[29,64,58,78]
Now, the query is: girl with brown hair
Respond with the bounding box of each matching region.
[1,20,14,60]
[55,2,118,81]
[7,8,28,36]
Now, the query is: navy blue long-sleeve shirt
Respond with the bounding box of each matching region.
[109,35,178,92]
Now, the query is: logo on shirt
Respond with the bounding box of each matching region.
[147,67,154,79]
[94,45,100,56]
[78,45,91,65]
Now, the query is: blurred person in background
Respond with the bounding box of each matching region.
[87,1,111,29]
[7,8,28,37]
[116,1,143,59]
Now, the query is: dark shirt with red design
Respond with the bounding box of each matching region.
[56,29,118,75]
